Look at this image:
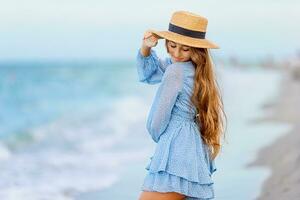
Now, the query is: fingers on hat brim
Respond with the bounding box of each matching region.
[148,29,164,39]
[150,30,219,49]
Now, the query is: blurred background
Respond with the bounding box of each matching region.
[0,0,299,199]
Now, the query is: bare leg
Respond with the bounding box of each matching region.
[139,191,186,200]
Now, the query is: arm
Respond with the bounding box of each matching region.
[136,48,171,85]
[146,64,184,142]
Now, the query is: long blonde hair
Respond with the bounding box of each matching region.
[165,40,226,160]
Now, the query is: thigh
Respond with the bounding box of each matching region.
[139,191,186,200]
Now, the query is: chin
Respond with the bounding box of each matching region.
[172,57,185,62]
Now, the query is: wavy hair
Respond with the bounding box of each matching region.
[165,40,226,159]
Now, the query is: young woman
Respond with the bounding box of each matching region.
[136,11,225,200]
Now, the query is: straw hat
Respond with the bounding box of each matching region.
[149,11,219,49]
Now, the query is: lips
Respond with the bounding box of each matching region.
[173,57,183,61]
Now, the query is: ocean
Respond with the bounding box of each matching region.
[0,61,290,200]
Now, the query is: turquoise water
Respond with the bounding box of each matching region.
[0,60,151,199]
[0,61,289,200]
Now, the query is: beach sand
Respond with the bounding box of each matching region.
[248,67,300,199]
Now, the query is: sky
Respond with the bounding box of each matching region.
[0,0,299,61]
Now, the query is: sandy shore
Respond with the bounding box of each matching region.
[248,67,300,199]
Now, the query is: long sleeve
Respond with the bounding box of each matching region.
[146,64,184,142]
[136,48,172,84]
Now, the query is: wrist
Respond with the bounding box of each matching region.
[142,44,151,50]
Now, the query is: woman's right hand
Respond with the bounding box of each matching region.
[142,30,159,48]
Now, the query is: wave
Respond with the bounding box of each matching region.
[0,95,152,200]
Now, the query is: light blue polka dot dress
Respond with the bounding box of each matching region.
[136,49,217,200]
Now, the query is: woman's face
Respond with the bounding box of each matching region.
[167,40,192,63]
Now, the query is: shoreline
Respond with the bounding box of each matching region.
[248,67,300,199]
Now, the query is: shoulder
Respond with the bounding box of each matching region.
[164,63,184,78]
[162,64,186,92]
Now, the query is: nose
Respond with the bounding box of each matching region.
[174,48,180,57]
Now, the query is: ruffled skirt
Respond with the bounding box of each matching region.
[141,170,214,200]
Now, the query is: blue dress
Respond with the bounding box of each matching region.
[136,49,217,200]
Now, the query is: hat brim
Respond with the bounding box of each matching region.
[149,30,219,49]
